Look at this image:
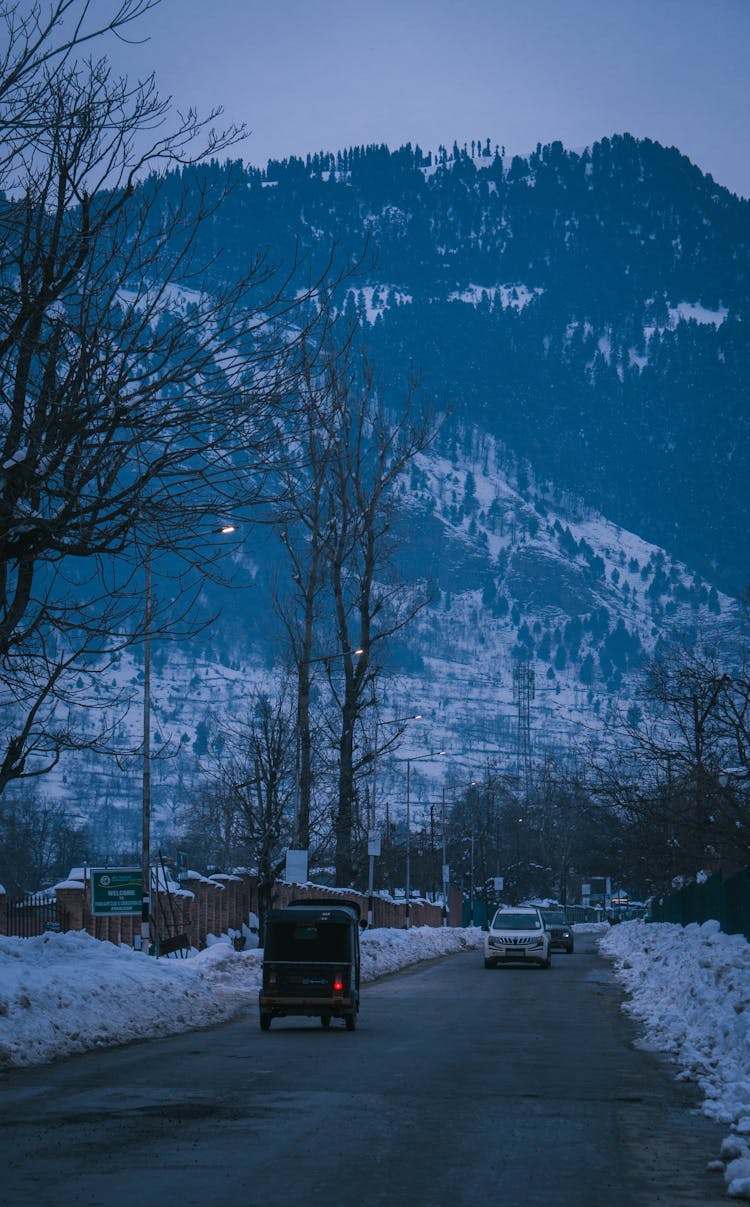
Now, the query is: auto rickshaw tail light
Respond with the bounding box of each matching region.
[333,975,344,993]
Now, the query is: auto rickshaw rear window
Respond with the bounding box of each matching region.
[266,921,351,961]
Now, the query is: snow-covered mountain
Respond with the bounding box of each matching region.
[38,426,740,847]
[8,131,748,858]
[181,134,750,595]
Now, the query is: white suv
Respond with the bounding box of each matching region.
[483,906,551,969]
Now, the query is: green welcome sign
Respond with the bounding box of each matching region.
[91,868,143,916]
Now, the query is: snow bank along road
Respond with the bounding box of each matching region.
[0,932,728,1207]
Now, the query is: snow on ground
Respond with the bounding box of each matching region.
[0,925,483,1070]
[600,919,750,1199]
[5,915,750,1196]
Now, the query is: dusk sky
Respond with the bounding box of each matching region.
[108,0,750,196]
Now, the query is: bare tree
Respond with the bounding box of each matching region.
[177,780,243,877]
[0,3,162,144]
[321,352,436,885]
[271,327,354,852]
[0,11,325,794]
[270,322,436,884]
[0,790,89,894]
[590,640,750,883]
[714,665,750,777]
[184,690,296,929]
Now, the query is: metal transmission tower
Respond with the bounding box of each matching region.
[513,661,535,794]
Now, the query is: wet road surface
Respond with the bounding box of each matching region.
[0,934,729,1206]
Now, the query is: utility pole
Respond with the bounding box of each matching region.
[368,714,420,927]
[405,759,412,928]
[441,788,449,926]
[430,804,436,901]
[140,549,152,954]
[402,749,445,927]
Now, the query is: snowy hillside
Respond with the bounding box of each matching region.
[356,431,741,794]
[29,427,741,842]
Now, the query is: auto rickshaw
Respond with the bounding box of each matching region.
[258,899,361,1031]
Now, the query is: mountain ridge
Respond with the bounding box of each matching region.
[167,132,748,593]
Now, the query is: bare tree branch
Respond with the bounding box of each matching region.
[0,8,331,792]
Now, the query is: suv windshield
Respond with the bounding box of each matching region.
[492,912,541,931]
[542,912,566,925]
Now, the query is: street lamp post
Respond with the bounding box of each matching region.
[441,788,447,925]
[367,713,421,928]
[406,758,411,928]
[140,524,235,953]
[403,750,445,928]
[140,548,152,953]
[441,776,479,928]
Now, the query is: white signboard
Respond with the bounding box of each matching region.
[285,849,308,884]
[367,831,381,857]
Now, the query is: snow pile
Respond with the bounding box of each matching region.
[0,931,264,1068]
[600,919,750,1199]
[0,925,483,1070]
[359,923,483,980]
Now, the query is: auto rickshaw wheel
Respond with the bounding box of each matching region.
[259,1012,271,1031]
[321,1015,331,1028]
[345,1011,357,1031]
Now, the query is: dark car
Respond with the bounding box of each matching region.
[259,899,361,1031]
[541,909,574,953]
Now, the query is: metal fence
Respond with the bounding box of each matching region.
[649,869,750,940]
[565,905,605,924]
[5,893,66,938]
[460,899,631,927]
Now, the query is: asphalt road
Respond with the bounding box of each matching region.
[0,934,729,1207]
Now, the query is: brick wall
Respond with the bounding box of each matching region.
[29,873,463,949]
